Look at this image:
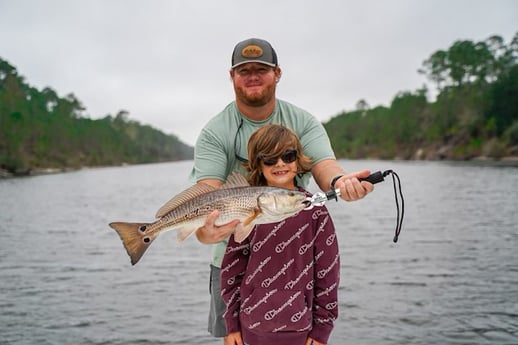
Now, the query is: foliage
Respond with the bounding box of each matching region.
[2,32,517,175]
[0,58,193,175]
[324,32,518,160]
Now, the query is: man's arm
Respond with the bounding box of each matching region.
[311,159,374,201]
[195,160,374,244]
[194,178,240,244]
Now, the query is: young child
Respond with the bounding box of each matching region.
[220,124,340,345]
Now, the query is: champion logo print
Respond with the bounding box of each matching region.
[264,291,301,320]
[253,220,285,252]
[276,223,309,253]
[261,258,294,288]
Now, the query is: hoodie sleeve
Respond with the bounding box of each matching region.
[220,233,250,334]
[308,206,340,344]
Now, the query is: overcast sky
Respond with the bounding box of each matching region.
[1,1,516,146]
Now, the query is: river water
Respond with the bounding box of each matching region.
[0,160,517,345]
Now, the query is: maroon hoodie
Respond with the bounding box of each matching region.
[221,190,340,345]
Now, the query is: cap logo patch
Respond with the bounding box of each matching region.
[241,44,263,58]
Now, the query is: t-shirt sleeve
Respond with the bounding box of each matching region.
[190,126,230,182]
[299,113,336,165]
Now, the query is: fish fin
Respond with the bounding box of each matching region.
[233,208,261,243]
[155,183,217,218]
[221,172,250,189]
[243,208,261,226]
[156,173,247,217]
[109,222,156,265]
[233,222,256,243]
[176,226,200,243]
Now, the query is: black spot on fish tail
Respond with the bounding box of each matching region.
[109,222,156,265]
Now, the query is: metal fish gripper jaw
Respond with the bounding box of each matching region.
[304,189,341,210]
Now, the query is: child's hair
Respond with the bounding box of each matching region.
[246,124,312,186]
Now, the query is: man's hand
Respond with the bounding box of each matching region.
[195,210,240,244]
[311,160,373,201]
[224,331,243,345]
[334,169,374,201]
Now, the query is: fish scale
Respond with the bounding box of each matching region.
[156,188,264,236]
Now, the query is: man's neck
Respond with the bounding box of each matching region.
[236,99,276,121]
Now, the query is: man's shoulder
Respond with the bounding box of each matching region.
[277,99,315,120]
[204,102,239,130]
[277,99,308,112]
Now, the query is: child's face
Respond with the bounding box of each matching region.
[259,149,298,189]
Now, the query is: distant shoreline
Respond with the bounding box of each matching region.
[0,166,81,178]
[2,156,517,179]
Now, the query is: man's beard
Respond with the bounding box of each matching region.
[235,84,275,107]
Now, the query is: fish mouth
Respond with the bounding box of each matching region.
[302,199,312,209]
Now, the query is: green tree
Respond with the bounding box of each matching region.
[0,56,193,175]
[419,33,517,90]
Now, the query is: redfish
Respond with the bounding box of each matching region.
[109,173,308,265]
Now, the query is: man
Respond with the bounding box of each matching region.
[189,38,374,342]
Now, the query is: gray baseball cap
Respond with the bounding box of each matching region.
[231,38,278,69]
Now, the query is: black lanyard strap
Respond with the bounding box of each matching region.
[360,170,405,243]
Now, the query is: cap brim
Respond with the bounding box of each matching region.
[231,60,277,69]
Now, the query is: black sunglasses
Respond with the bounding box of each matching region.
[260,149,298,166]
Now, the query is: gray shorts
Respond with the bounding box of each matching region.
[208,264,227,337]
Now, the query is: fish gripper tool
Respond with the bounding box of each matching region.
[304,170,405,243]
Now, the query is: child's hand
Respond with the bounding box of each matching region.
[306,337,325,345]
[224,331,243,345]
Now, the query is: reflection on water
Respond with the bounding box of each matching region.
[0,160,517,345]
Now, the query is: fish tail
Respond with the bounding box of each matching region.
[109,222,156,265]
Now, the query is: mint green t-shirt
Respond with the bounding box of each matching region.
[190,99,335,267]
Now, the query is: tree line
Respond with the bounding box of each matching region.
[0,58,193,176]
[324,32,518,160]
[1,32,517,177]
